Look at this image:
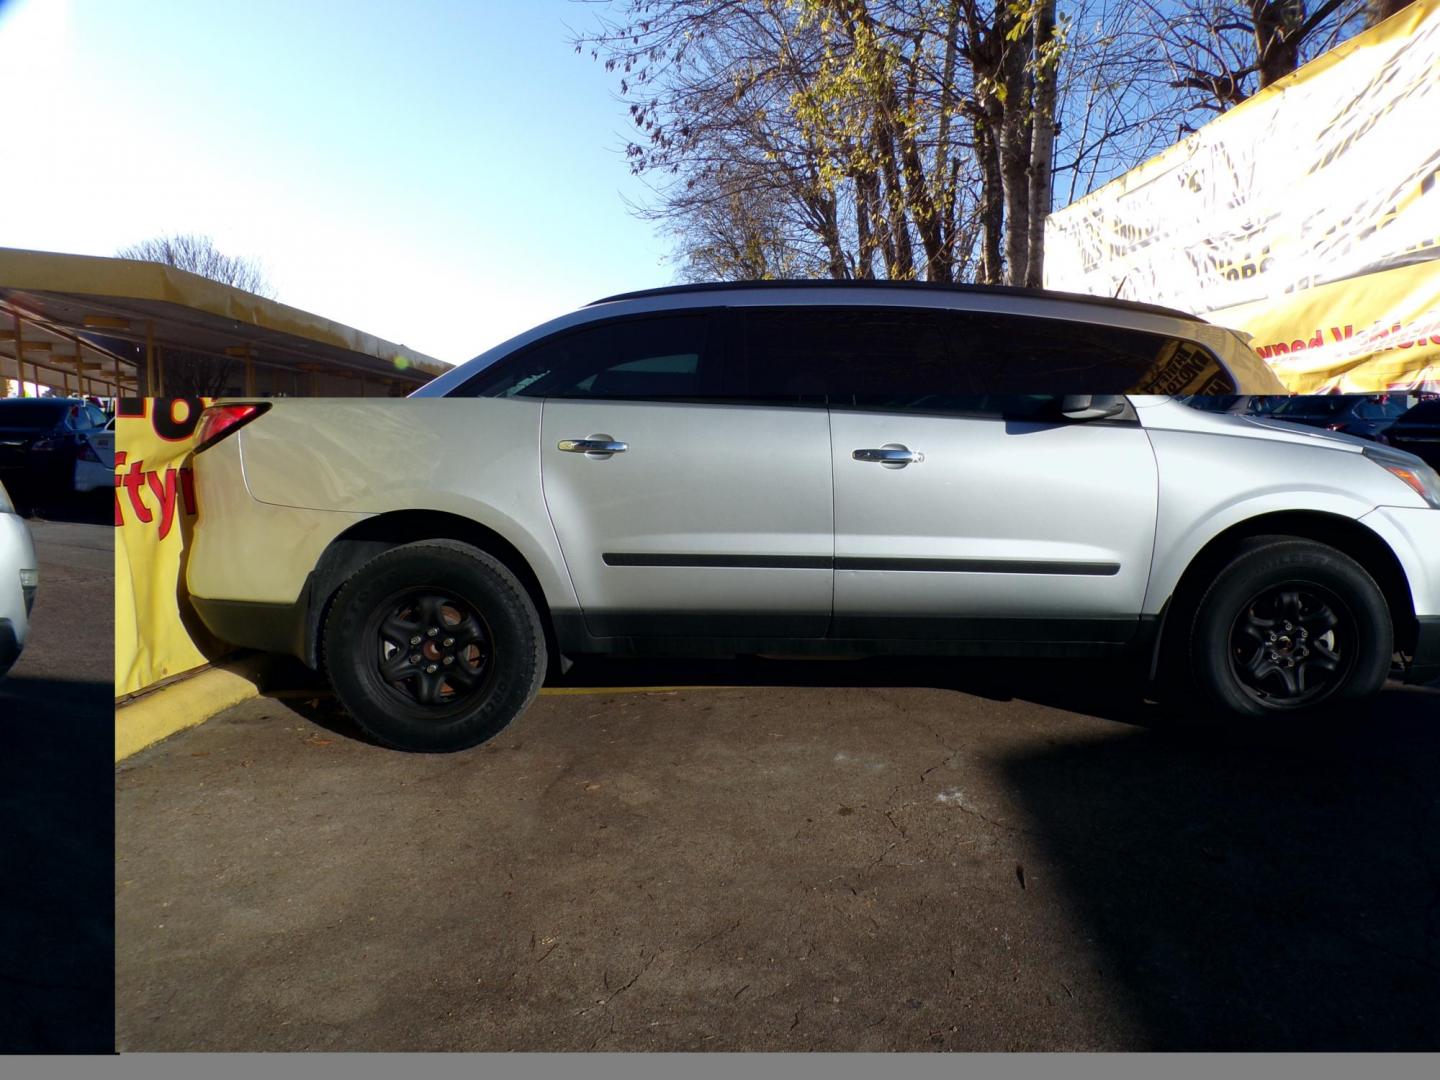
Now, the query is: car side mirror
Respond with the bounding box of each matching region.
[1059,395,1126,421]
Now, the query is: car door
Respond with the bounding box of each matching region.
[480,309,834,639]
[743,304,1162,646]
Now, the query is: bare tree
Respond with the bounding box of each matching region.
[575,0,1034,283]
[116,233,275,395]
[118,233,275,298]
[1140,1,1369,123]
[575,0,1373,287]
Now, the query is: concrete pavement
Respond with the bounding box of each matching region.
[115,656,1440,1051]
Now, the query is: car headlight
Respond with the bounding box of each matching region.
[1364,445,1440,509]
[19,568,38,615]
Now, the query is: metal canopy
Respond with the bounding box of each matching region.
[0,246,448,397]
[0,299,134,398]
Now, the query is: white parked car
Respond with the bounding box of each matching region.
[74,414,115,495]
[183,284,1439,751]
[0,477,38,679]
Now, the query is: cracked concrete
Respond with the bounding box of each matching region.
[116,655,1440,1050]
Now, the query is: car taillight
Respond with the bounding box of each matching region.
[194,403,269,452]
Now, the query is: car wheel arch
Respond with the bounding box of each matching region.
[1148,509,1417,680]
[304,510,566,675]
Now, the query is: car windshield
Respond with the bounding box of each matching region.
[0,401,67,429]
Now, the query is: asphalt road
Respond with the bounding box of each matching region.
[0,499,115,1054]
[115,655,1440,1052]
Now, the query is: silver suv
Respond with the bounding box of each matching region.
[0,477,38,680]
[184,284,1440,751]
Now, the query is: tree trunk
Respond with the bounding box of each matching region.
[874,118,915,279]
[974,118,1004,284]
[802,171,849,280]
[997,34,1032,285]
[1025,0,1058,288]
[1253,0,1303,88]
[853,168,880,280]
[929,0,963,283]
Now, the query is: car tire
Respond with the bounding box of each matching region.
[1179,536,1392,722]
[321,539,547,752]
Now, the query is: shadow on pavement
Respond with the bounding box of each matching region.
[1000,683,1440,1049]
[24,491,112,527]
[263,652,1168,745]
[268,650,1436,745]
[0,674,115,1054]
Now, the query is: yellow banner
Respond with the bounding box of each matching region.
[1045,0,1440,391]
[1210,260,1440,392]
[114,398,220,697]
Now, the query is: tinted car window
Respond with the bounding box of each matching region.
[460,314,714,401]
[735,306,952,408]
[950,313,1235,395]
[735,306,1234,409]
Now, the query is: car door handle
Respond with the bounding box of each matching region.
[853,446,923,465]
[558,437,628,454]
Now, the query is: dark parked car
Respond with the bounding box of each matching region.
[1267,394,1412,441]
[0,398,111,513]
[1182,395,1289,416]
[1386,400,1440,468]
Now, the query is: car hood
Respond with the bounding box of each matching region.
[1131,397,1369,452]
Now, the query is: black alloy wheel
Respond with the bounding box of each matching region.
[323,539,547,752]
[372,589,493,710]
[1227,582,1353,709]
[1177,536,1393,722]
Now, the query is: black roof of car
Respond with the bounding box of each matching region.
[587,279,1204,323]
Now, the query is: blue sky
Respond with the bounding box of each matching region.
[0,0,672,365]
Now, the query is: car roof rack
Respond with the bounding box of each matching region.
[587,279,1203,323]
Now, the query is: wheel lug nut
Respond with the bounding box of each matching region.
[427,628,439,637]
[426,663,438,674]
[410,653,421,663]
[410,635,421,645]
[443,637,454,647]
[443,656,454,665]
